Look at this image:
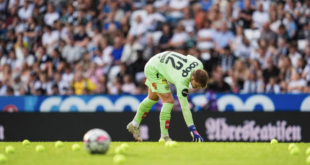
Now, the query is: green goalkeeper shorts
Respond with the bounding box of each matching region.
[144,62,171,94]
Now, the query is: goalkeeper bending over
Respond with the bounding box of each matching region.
[127,51,209,142]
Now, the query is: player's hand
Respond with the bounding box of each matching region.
[189,125,204,142]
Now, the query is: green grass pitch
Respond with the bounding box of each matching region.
[0,142,309,165]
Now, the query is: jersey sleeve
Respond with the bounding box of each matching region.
[176,83,189,98]
[178,97,194,126]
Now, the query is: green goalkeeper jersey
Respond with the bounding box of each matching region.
[148,51,203,98]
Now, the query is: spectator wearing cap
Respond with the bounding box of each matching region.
[44,3,59,26]
[243,70,264,93]
[62,36,83,63]
[18,0,34,21]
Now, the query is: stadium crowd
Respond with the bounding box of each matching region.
[0,0,310,96]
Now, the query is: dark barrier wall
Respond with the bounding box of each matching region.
[0,112,309,142]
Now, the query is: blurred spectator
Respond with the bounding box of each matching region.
[243,70,264,93]
[260,22,277,45]
[252,3,269,30]
[288,43,301,68]
[18,0,34,21]
[197,20,214,50]
[111,36,124,65]
[44,3,59,26]
[213,22,234,51]
[265,77,281,94]
[121,74,137,94]
[263,57,280,85]
[208,71,231,93]
[219,46,235,74]
[121,35,140,65]
[62,36,83,63]
[71,71,96,95]
[287,71,307,93]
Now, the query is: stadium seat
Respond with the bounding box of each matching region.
[244,29,261,41]
[298,39,306,50]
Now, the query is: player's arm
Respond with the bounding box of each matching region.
[177,87,204,142]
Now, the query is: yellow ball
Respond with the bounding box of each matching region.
[5,146,15,154]
[55,141,64,148]
[72,144,81,151]
[306,147,310,155]
[22,139,31,146]
[115,146,125,154]
[113,154,126,164]
[0,154,7,163]
[270,139,278,144]
[120,143,129,151]
[158,139,165,143]
[35,145,45,153]
[288,144,297,151]
[290,148,300,155]
[169,141,178,147]
[165,141,171,147]
[307,155,310,164]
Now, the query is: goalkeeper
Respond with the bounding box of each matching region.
[127,51,209,142]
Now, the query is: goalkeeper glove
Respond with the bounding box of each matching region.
[189,125,204,142]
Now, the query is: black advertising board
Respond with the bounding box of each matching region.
[0,112,308,142]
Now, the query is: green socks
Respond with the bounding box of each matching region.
[160,103,174,135]
[133,98,158,127]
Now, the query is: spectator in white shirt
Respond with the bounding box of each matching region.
[121,35,142,65]
[288,71,307,93]
[18,0,33,21]
[44,3,59,26]
[128,16,146,38]
[100,39,113,75]
[42,25,59,54]
[143,4,166,31]
[197,20,214,50]
[243,70,264,93]
[62,36,83,63]
[265,77,281,94]
[61,65,74,85]
[169,23,188,49]
[252,3,269,30]
[168,0,189,23]
[288,44,301,68]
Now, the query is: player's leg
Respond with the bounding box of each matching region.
[127,88,159,142]
[157,92,174,141]
[132,88,159,127]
